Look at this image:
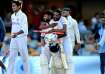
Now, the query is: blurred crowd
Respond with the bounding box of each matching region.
[0,3,105,56]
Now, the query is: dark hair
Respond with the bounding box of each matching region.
[41,10,53,22]
[45,11,53,17]
[99,11,105,18]
[53,9,61,15]
[62,8,71,11]
[11,1,21,6]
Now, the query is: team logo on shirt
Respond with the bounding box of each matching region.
[12,18,19,25]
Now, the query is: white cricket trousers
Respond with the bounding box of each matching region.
[63,37,74,74]
[7,36,29,74]
[40,45,50,74]
[40,38,74,74]
[40,45,65,74]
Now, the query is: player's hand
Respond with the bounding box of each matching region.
[0,42,3,48]
[96,44,100,49]
[48,29,55,33]
[11,34,17,38]
[76,43,81,48]
[49,23,57,28]
[74,43,81,51]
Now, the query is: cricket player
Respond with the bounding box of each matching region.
[61,8,81,74]
[48,8,73,74]
[39,11,53,74]
[40,9,72,74]
[62,8,81,50]
[97,10,105,74]
[7,0,29,74]
[0,17,6,71]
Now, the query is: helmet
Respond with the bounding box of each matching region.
[49,43,60,53]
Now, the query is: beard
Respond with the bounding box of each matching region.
[53,17,60,21]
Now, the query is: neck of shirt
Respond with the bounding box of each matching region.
[14,9,21,16]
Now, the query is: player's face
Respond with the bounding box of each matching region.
[62,11,66,17]
[12,3,20,12]
[43,14,49,21]
[53,12,60,21]
[62,11,69,17]
[100,17,105,24]
[99,13,105,24]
